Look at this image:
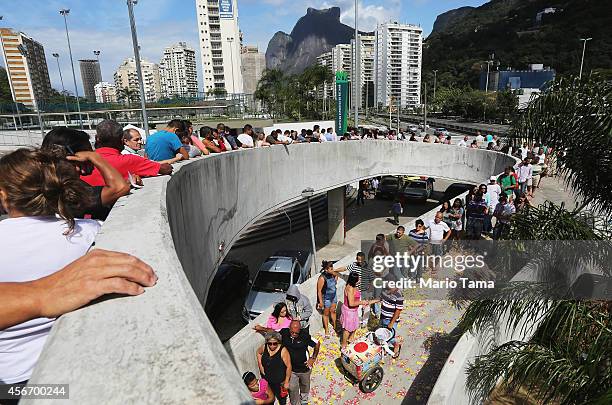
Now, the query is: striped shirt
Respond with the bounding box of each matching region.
[346,262,374,292]
[408,229,429,244]
[380,290,404,321]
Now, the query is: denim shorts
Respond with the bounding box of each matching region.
[323,293,336,309]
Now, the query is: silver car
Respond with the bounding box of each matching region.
[242,250,312,322]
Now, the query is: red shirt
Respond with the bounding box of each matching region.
[81,147,161,186]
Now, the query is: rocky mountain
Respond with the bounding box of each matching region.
[265,7,367,75]
[431,6,474,34]
[423,0,612,87]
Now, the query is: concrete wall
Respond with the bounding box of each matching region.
[26,141,515,404]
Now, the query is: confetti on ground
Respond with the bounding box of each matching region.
[308,295,464,404]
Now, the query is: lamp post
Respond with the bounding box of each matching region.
[432,69,438,102]
[301,188,318,277]
[52,53,70,114]
[227,37,236,97]
[484,60,493,93]
[353,0,360,130]
[17,44,44,138]
[126,0,150,137]
[579,38,592,79]
[59,9,83,129]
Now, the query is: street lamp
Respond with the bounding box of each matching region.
[579,38,592,80]
[126,0,150,137]
[227,37,236,97]
[17,44,45,138]
[301,188,318,277]
[52,53,70,114]
[432,70,438,102]
[59,8,83,129]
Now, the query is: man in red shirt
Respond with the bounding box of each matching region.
[82,120,173,186]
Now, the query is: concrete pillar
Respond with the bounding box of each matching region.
[327,186,346,245]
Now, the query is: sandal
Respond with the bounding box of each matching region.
[392,346,402,359]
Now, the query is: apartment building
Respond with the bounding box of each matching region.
[94,81,117,103]
[114,57,162,103]
[159,42,198,98]
[240,45,265,95]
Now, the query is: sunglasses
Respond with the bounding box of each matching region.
[267,342,279,347]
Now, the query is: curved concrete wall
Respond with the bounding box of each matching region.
[26,141,516,404]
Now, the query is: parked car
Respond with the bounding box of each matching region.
[398,176,435,203]
[205,260,250,323]
[407,125,419,134]
[433,128,449,137]
[242,250,313,322]
[442,183,476,202]
[376,176,403,199]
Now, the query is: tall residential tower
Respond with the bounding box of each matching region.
[374,22,422,109]
[159,42,198,98]
[195,0,243,94]
[240,45,265,95]
[114,58,162,103]
[0,28,52,109]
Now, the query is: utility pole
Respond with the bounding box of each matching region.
[126,0,150,137]
[423,82,427,135]
[59,9,83,129]
[579,38,592,79]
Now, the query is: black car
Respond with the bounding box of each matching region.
[205,260,250,323]
[376,176,403,199]
[442,183,476,202]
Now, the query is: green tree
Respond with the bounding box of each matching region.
[460,75,612,404]
[116,87,140,108]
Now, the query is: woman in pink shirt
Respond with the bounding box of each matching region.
[253,302,291,333]
[242,371,274,404]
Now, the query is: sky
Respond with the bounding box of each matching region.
[0,0,488,95]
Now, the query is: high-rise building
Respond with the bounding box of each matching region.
[240,45,265,95]
[94,82,117,103]
[195,0,243,94]
[316,51,334,99]
[0,28,52,109]
[79,59,102,102]
[113,57,162,103]
[353,35,375,109]
[159,42,198,98]
[375,22,422,109]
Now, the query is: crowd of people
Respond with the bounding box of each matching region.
[0,116,553,402]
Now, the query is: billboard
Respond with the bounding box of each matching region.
[219,0,234,19]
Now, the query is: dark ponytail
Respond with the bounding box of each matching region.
[0,148,93,233]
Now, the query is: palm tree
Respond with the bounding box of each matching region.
[459,76,612,404]
[116,87,139,108]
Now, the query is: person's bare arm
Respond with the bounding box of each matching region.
[177,147,189,161]
[306,340,321,368]
[256,346,265,376]
[281,348,292,390]
[388,308,402,327]
[317,276,325,310]
[68,152,129,206]
[203,139,222,153]
[0,250,156,330]
[158,163,173,175]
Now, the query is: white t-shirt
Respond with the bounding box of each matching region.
[427,219,450,242]
[519,147,529,160]
[486,183,502,210]
[237,133,254,148]
[457,139,467,147]
[475,135,484,144]
[0,216,100,383]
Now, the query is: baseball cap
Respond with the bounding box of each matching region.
[490,176,497,182]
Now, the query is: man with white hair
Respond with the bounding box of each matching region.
[121,128,144,156]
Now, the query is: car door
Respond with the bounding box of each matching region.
[292,261,301,285]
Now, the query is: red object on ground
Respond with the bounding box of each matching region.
[354,342,369,353]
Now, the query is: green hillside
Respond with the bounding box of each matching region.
[423,0,612,87]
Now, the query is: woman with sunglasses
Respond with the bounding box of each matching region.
[256,331,291,405]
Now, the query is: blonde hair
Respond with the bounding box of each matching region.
[0,148,93,232]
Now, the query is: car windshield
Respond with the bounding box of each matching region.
[406,181,426,189]
[252,271,291,292]
[381,179,397,186]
